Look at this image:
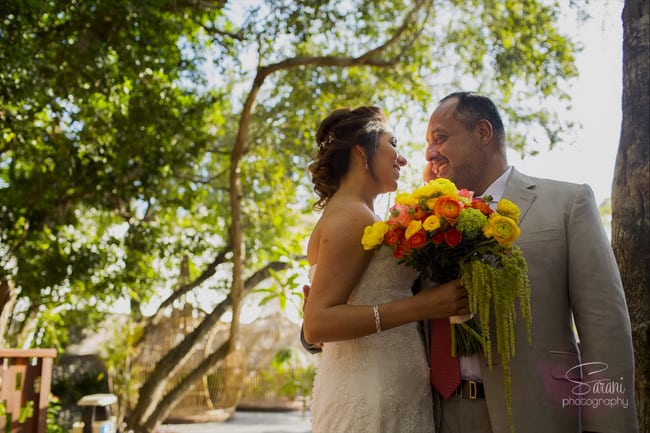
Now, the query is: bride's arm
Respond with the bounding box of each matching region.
[303,204,377,342]
[303,205,468,343]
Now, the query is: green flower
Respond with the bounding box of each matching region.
[456,207,487,234]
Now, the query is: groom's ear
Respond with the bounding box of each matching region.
[476,118,493,144]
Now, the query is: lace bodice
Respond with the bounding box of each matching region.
[309,247,434,433]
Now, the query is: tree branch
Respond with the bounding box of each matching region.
[244,259,304,290]
[200,22,245,41]
[257,0,432,79]
[144,239,233,330]
[129,258,298,429]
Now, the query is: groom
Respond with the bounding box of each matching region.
[425,92,638,433]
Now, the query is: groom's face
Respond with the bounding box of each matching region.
[424,98,484,192]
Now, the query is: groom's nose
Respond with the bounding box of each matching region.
[425,144,439,161]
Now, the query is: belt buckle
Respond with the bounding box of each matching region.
[468,380,478,400]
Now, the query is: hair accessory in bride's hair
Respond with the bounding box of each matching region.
[364,121,385,133]
[319,134,334,149]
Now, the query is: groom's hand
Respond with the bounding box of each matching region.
[423,160,437,183]
[301,284,324,351]
[419,280,470,318]
[302,284,310,312]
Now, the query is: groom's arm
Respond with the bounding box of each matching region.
[411,276,422,294]
[300,283,323,353]
[300,325,322,354]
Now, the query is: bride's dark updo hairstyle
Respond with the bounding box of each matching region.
[309,106,387,210]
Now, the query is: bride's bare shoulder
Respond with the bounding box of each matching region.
[322,200,376,233]
[307,200,375,263]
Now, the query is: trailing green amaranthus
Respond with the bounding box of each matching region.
[460,246,532,430]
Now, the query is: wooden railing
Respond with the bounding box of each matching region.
[0,349,57,433]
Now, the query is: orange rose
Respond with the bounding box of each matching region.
[434,195,463,224]
[432,230,445,245]
[412,205,427,221]
[444,227,462,247]
[385,227,404,246]
[431,230,445,245]
[408,230,427,248]
[470,198,494,216]
[393,241,412,259]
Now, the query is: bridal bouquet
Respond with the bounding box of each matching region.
[361,178,531,421]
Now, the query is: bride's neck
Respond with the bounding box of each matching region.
[329,186,375,212]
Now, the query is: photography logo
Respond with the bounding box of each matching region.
[561,362,629,409]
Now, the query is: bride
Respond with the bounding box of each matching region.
[303,106,469,433]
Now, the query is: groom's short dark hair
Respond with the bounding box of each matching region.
[440,91,505,144]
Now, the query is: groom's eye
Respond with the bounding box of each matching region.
[433,135,447,145]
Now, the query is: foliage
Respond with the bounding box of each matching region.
[1,0,229,348]
[0,0,579,349]
[51,369,109,409]
[1,0,582,431]
[273,349,317,402]
[243,348,316,406]
[0,397,64,433]
[102,317,142,427]
[47,396,67,433]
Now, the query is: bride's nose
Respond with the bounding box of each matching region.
[397,153,407,166]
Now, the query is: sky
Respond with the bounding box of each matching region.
[504,1,623,206]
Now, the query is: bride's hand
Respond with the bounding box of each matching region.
[417,279,470,319]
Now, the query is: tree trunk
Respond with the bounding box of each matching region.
[0,277,16,346]
[612,0,650,431]
[125,297,232,432]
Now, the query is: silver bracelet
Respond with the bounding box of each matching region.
[373,304,381,334]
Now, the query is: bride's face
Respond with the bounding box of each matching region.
[370,131,407,193]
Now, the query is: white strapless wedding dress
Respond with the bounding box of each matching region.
[309,247,434,433]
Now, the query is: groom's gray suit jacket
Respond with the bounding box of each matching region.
[427,168,637,433]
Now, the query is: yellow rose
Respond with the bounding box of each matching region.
[413,182,436,199]
[483,214,521,246]
[423,215,441,231]
[395,192,418,207]
[405,220,423,240]
[361,221,391,250]
[430,178,458,196]
[424,197,437,211]
[496,199,521,223]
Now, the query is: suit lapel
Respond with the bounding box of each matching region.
[502,168,536,224]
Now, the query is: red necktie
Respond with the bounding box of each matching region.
[429,318,461,399]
